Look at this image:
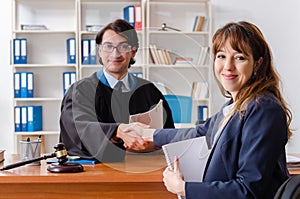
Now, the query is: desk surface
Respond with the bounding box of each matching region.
[0,151,176,199]
[1,152,299,199]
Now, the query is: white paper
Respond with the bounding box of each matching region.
[129,99,163,129]
[162,137,209,182]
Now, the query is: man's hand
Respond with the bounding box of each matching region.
[116,123,150,151]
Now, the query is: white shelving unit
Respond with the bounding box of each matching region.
[146,0,212,124]
[11,0,78,153]
[11,0,212,153]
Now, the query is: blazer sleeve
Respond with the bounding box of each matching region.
[153,111,222,147]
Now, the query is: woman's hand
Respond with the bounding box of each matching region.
[116,122,150,150]
[163,156,186,196]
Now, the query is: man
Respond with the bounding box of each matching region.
[59,19,174,162]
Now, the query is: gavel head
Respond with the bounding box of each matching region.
[53,143,68,165]
[161,23,167,30]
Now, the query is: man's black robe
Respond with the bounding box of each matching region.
[59,70,174,162]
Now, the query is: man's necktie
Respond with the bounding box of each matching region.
[114,81,124,92]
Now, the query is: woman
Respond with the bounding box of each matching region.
[153,21,292,198]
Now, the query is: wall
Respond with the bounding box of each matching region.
[0,0,299,153]
[211,0,300,153]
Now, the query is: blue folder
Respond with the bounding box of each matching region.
[14,72,21,98]
[47,157,99,165]
[20,38,27,64]
[81,39,90,64]
[27,106,43,132]
[21,106,28,131]
[67,38,76,64]
[14,106,22,132]
[89,39,97,65]
[123,5,135,27]
[13,38,21,64]
[20,72,34,98]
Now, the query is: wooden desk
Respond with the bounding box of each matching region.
[1,152,298,199]
[0,151,175,199]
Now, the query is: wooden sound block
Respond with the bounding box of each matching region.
[47,162,84,173]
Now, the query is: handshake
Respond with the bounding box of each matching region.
[116,122,158,152]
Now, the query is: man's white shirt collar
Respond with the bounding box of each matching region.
[103,69,130,92]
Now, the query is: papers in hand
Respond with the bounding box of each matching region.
[162,137,209,182]
[129,99,163,129]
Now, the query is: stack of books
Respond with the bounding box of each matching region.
[149,44,173,65]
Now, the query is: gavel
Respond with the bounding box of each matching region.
[0,143,83,173]
[161,23,181,32]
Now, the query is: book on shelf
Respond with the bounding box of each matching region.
[149,44,173,65]
[20,24,47,30]
[197,46,209,66]
[162,136,209,199]
[193,15,206,32]
[129,99,163,129]
[157,49,167,65]
[191,81,209,99]
[174,57,193,65]
[149,44,159,64]
[0,150,5,163]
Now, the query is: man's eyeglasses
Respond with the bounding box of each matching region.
[100,43,132,53]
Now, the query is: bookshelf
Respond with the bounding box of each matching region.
[11,0,212,153]
[11,0,78,153]
[146,0,212,124]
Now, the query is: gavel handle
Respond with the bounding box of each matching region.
[0,153,55,171]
